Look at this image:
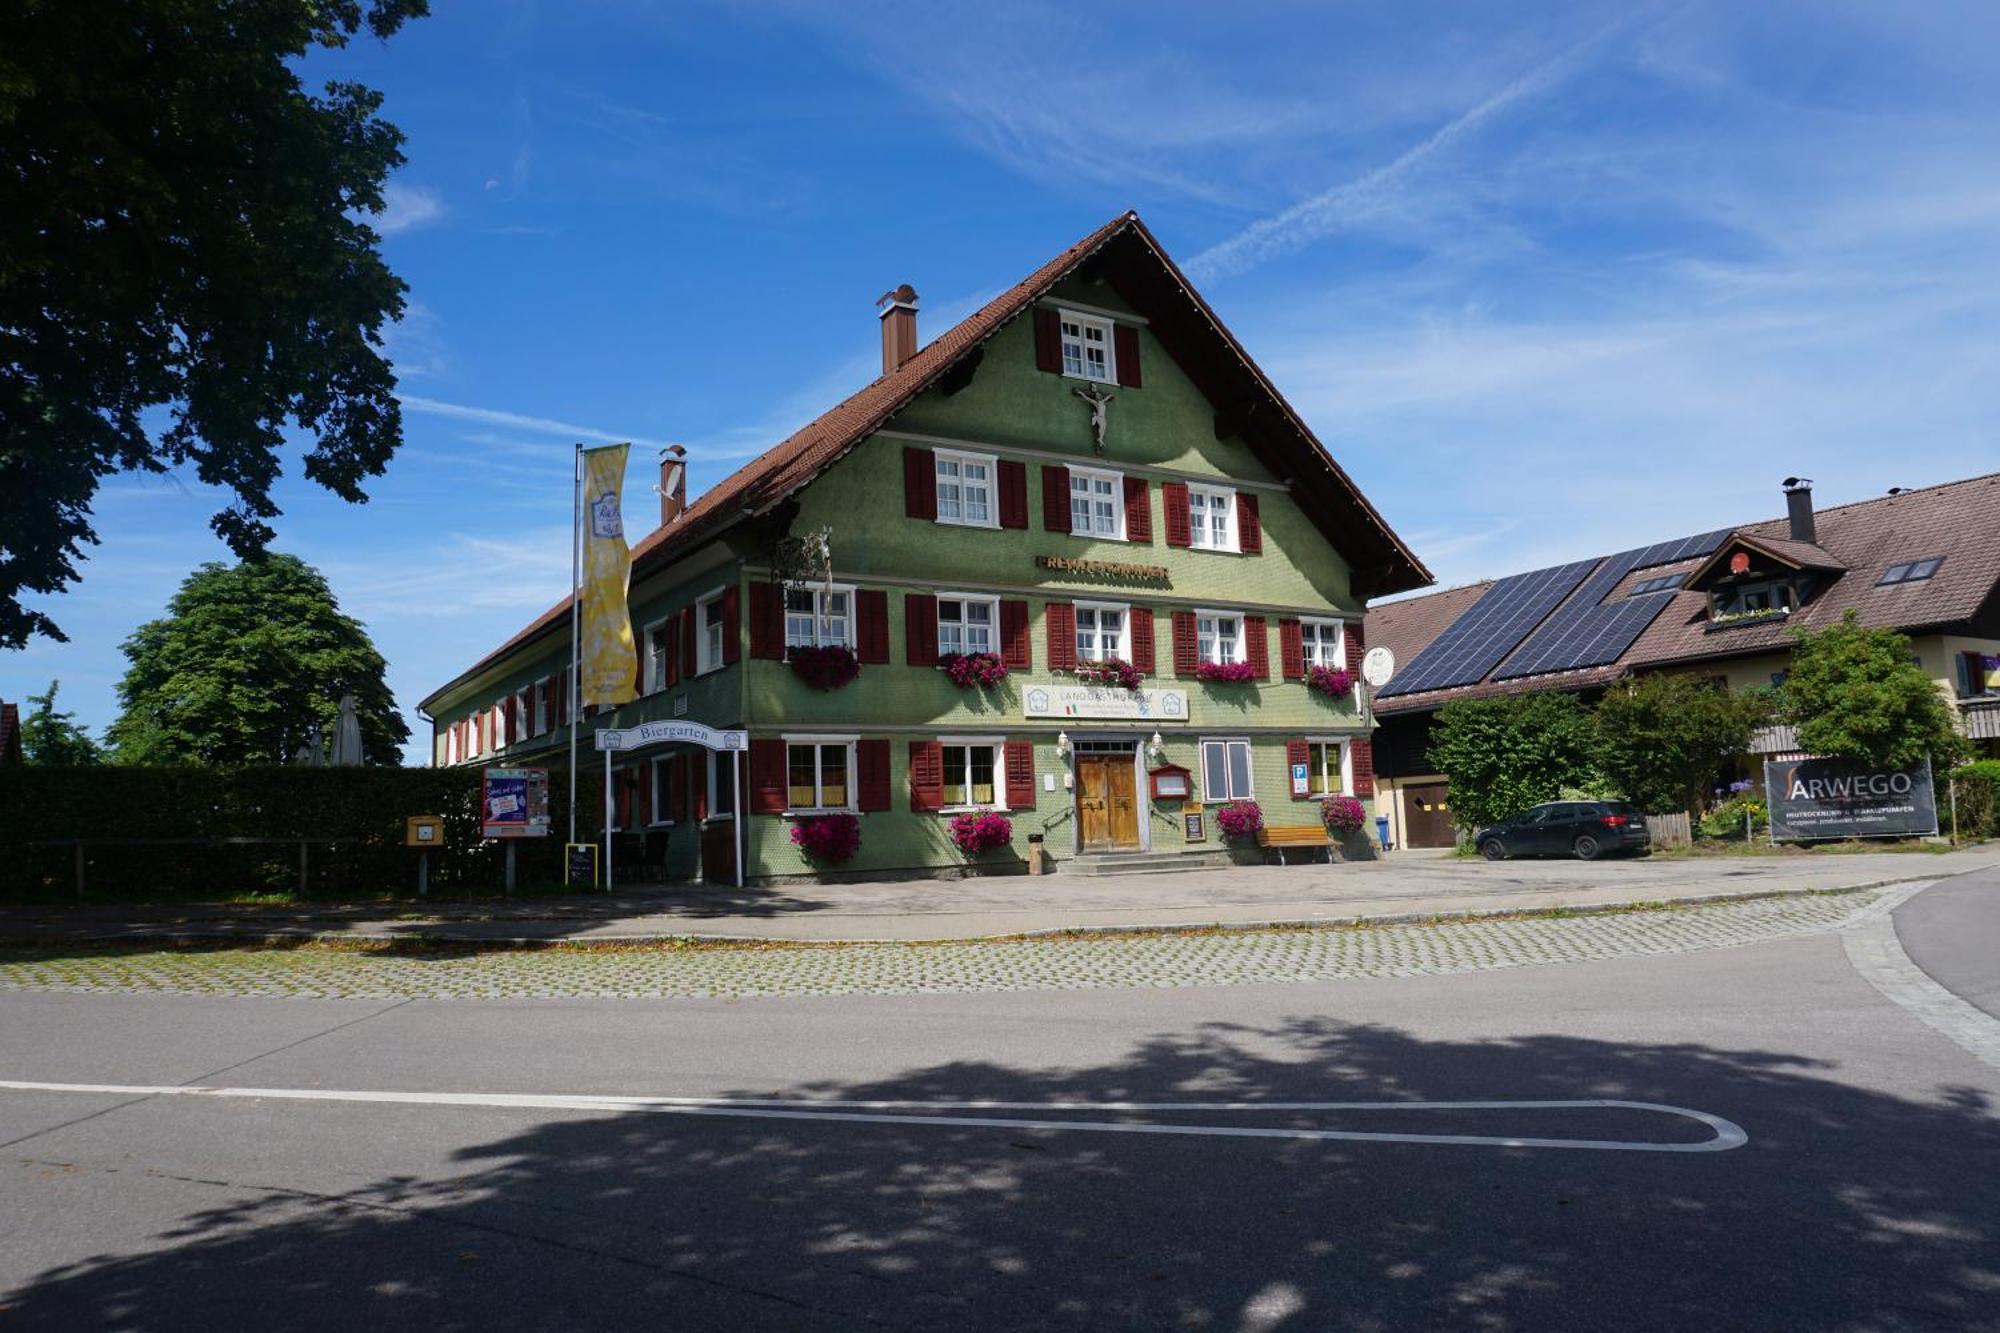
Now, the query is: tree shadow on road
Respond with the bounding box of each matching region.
[8,1018,2000,1330]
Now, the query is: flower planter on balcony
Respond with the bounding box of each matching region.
[1073,658,1143,691]
[942,652,1009,689]
[1197,661,1259,684]
[788,644,861,691]
[1306,665,1354,700]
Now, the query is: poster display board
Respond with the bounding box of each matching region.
[482,767,552,839]
[1764,756,1937,842]
[1183,801,1206,843]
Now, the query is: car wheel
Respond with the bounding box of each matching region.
[1480,839,1507,861]
[1573,835,1602,861]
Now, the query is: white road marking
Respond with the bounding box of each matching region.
[1842,882,2000,1072]
[0,1079,1747,1153]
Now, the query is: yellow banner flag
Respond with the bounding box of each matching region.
[578,444,636,708]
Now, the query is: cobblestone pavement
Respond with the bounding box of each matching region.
[0,889,1889,1002]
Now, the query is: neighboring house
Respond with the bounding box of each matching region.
[1365,474,2000,848]
[420,212,1430,882]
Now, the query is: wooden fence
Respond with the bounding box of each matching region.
[1645,812,1692,849]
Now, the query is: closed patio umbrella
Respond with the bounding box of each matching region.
[329,693,365,767]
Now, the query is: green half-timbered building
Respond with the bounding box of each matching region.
[419,213,1430,882]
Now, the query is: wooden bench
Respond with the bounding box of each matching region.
[1257,825,1333,865]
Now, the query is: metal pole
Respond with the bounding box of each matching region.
[74,841,85,899]
[733,749,745,888]
[603,746,614,893]
[418,850,429,898]
[1949,777,1959,846]
[568,444,583,846]
[299,840,309,896]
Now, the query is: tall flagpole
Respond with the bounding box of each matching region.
[568,443,582,850]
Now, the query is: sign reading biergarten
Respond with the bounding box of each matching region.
[1763,756,1937,842]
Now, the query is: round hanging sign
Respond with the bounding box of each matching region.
[1361,646,1397,688]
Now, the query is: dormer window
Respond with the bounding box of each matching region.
[1629,573,1684,596]
[1878,557,1943,586]
[1710,578,1797,624]
[1059,310,1115,382]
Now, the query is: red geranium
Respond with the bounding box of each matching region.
[1306,665,1354,699]
[1197,660,1259,684]
[788,645,861,691]
[790,813,862,863]
[948,811,1013,854]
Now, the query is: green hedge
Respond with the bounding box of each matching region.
[0,766,609,900]
[1946,761,2000,841]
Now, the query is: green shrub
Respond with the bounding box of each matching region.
[1946,761,2000,840]
[1699,794,1769,841]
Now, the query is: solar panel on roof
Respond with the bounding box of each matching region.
[1493,528,1724,680]
[1376,559,1598,698]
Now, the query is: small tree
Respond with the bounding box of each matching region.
[21,680,103,766]
[1779,612,1967,770]
[1595,673,1771,815]
[1427,692,1598,831]
[108,553,407,765]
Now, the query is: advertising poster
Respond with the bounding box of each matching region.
[1764,756,1937,842]
[482,767,552,839]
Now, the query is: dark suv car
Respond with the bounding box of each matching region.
[1474,801,1652,862]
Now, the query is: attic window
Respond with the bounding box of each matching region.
[1629,573,1684,596]
[1878,557,1943,586]
[1059,310,1115,383]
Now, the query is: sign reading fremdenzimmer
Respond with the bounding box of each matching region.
[1763,756,1937,841]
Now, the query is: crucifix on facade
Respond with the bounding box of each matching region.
[1073,382,1115,453]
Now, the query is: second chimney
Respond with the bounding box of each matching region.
[659,444,687,527]
[877,284,919,374]
[1782,476,1815,545]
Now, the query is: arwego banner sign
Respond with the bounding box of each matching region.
[1763,756,1937,841]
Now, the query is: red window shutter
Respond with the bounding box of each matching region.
[908,740,944,812]
[1005,741,1035,809]
[693,753,709,821]
[749,739,788,814]
[680,605,697,677]
[1286,738,1310,800]
[1162,482,1191,547]
[1041,465,1071,533]
[1001,600,1031,669]
[997,460,1029,529]
[637,762,654,826]
[1113,325,1142,388]
[1033,307,1062,373]
[1279,619,1304,680]
[856,588,890,664]
[635,630,648,695]
[857,739,892,812]
[1246,615,1270,679]
[503,695,517,744]
[1123,477,1152,543]
[720,587,741,665]
[1172,610,1200,676]
[1238,493,1263,555]
[1345,618,1366,675]
[1046,602,1077,671]
[905,593,939,666]
[670,754,688,821]
[1352,739,1376,796]
[1129,607,1156,674]
[904,446,937,520]
[542,678,556,731]
[748,582,781,660]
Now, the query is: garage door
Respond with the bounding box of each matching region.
[1404,783,1457,848]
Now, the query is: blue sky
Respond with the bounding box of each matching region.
[8,1,2000,759]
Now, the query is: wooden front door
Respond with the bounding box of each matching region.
[1077,753,1141,852]
[1404,782,1456,848]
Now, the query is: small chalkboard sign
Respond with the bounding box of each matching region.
[1183,801,1206,844]
[565,842,599,889]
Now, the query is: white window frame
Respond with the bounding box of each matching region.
[782,733,859,815]
[784,582,856,654]
[641,618,673,693]
[512,690,530,745]
[937,592,1001,660]
[1195,609,1246,666]
[1074,600,1130,663]
[704,750,737,822]
[937,734,1007,813]
[1304,736,1354,798]
[1068,465,1125,540]
[1058,309,1116,383]
[693,588,729,674]
[1187,484,1238,553]
[1299,619,1345,673]
[934,448,998,529]
[648,755,676,827]
[1199,737,1255,802]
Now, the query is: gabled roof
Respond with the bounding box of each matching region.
[425,212,1430,710]
[1367,471,2000,715]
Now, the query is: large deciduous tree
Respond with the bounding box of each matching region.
[0,0,429,648]
[1779,611,1967,770]
[108,554,407,765]
[21,680,103,766]
[1594,672,1773,816]
[1426,692,1599,832]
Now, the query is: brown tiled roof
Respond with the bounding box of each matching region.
[1365,581,1491,684]
[425,211,1431,709]
[0,701,21,766]
[1365,471,2000,715]
[1685,532,1845,585]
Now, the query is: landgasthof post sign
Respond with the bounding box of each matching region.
[1022,684,1188,721]
[1764,756,1937,841]
[482,767,552,839]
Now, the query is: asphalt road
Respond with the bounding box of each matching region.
[4,874,2000,1330]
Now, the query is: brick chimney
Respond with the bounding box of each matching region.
[658,444,687,526]
[1782,476,1815,544]
[877,284,919,374]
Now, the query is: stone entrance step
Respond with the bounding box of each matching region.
[1062,849,1235,877]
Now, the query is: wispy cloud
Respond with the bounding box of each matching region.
[377,183,447,235]
[398,395,678,451]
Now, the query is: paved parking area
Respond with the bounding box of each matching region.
[0,888,1892,1000]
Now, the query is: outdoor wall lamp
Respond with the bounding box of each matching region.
[1056,730,1071,757]
[1147,731,1166,762]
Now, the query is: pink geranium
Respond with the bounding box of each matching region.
[948,811,1013,854]
[790,813,862,863]
[1215,800,1264,840]
[943,652,1009,688]
[1074,657,1143,691]
[1320,795,1368,838]
[788,645,861,691]
[1197,660,1259,684]
[1306,665,1354,699]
